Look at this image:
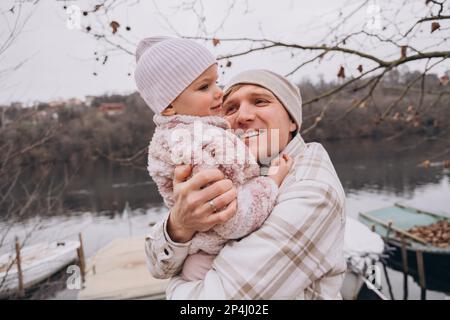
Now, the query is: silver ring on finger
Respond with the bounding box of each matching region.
[208,199,217,213]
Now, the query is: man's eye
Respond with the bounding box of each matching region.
[255,99,267,105]
[199,84,209,91]
[225,106,237,115]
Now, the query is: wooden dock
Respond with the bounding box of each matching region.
[77,235,169,300]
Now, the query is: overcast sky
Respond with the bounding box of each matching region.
[0,0,448,105]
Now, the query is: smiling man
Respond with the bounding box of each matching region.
[144,69,347,299]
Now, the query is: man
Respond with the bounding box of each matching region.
[145,69,347,299]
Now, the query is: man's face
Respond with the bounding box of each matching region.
[223,84,297,163]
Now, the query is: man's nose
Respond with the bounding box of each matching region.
[236,102,255,125]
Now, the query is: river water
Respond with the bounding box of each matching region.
[1,137,449,299]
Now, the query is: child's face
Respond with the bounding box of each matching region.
[171,64,223,116]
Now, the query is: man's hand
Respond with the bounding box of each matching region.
[167,165,238,243]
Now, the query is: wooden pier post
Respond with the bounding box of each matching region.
[15,237,25,298]
[400,235,409,300]
[77,233,86,284]
[386,220,393,239]
[383,220,395,300]
[416,250,427,300]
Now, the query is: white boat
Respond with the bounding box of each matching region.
[341,217,387,300]
[0,240,80,299]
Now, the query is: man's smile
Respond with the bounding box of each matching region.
[238,129,269,140]
[240,130,260,139]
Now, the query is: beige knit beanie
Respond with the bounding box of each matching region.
[224,69,302,133]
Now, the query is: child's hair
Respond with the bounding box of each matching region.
[134,36,216,115]
[161,105,176,116]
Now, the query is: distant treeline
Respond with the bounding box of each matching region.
[1,69,449,169]
[299,69,450,141]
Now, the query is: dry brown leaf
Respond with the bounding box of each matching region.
[110,21,120,34]
[212,38,220,46]
[337,66,345,79]
[431,22,440,33]
[400,46,407,59]
[393,112,401,121]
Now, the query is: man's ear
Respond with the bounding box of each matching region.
[289,119,297,133]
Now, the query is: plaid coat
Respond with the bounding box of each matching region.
[145,134,347,299]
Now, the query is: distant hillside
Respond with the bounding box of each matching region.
[1,70,449,169]
[300,69,450,141]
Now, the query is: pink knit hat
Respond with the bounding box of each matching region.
[134,36,217,114]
